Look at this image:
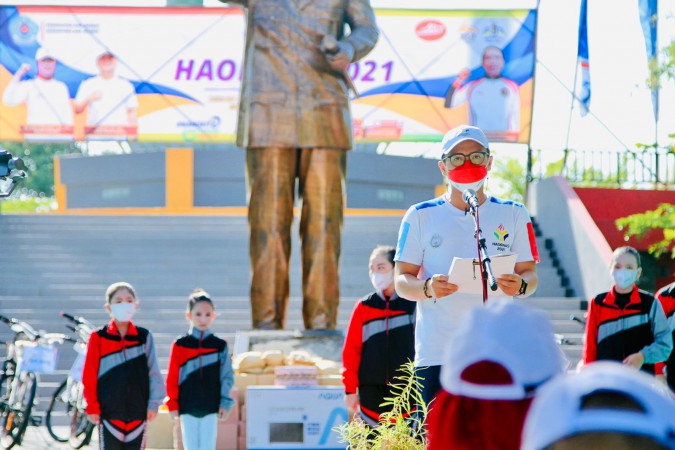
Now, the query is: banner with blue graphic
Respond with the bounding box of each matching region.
[0,6,537,143]
[638,0,658,122]
[575,0,590,117]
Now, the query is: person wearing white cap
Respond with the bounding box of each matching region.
[74,50,138,139]
[2,47,74,141]
[521,362,675,450]
[426,302,566,450]
[394,124,540,410]
[444,46,521,142]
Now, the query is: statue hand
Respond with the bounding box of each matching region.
[326,41,354,72]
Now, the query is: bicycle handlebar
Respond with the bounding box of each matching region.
[570,314,586,326]
[60,312,95,329]
[60,312,76,321]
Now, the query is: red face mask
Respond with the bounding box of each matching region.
[447,162,488,183]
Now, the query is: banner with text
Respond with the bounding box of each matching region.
[0,6,536,143]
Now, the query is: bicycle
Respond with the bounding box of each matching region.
[45,312,96,449]
[0,314,71,449]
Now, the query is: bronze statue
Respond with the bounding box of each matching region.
[221,0,379,329]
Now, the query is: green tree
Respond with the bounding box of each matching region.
[0,141,82,196]
[616,203,675,259]
[490,156,526,203]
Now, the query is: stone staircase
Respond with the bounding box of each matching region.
[0,214,585,414]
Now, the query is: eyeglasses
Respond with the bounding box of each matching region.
[444,151,489,168]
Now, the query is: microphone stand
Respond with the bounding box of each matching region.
[466,203,498,303]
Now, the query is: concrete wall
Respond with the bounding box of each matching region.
[528,176,613,300]
[60,152,166,208]
[59,149,442,210]
[193,150,247,207]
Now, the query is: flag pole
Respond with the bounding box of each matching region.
[563,62,580,174]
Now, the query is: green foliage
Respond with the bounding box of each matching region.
[0,196,56,213]
[648,39,675,91]
[0,141,83,196]
[334,362,428,450]
[616,203,675,259]
[490,156,525,203]
[544,155,565,178]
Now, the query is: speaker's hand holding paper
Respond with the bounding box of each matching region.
[447,253,518,295]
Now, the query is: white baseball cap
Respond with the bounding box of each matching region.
[96,50,115,60]
[440,302,567,401]
[35,47,56,61]
[440,125,490,160]
[521,362,675,450]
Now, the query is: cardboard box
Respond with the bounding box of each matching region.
[235,373,260,405]
[145,409,175,449]
[318,375,343,387]
[274,365,318,387]
[216,422,238,450]
[258,374,275,386]
[225,397,240,424]
[246,386,347,449]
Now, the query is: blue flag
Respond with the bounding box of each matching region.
[639,0,659,122]
[575,0,590,116]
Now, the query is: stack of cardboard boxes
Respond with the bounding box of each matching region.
[145,349,344,449]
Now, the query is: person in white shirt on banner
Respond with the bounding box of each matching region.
[75,51,138,140]
[444,46,520,142]
[2,47,74,141]
[394,124,540,411]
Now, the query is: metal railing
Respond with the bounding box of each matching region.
[531,148,675,188]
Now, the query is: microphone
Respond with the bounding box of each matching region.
[462,189,479,209]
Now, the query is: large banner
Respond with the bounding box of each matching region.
[0,6,536,143]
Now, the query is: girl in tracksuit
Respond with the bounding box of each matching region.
[82,282,165,450]
[583,246,672,373]
[165,289,235,450]
[342,245,416,427]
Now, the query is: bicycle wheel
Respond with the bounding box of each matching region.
[68,410,94,449]
[0,372,37,449]
[0,361,15,403]
[46,379,71,442]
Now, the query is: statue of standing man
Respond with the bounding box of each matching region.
[221,0,379,329]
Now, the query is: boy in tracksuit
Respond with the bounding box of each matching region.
[165,289,235,450]
[82,282,165,450]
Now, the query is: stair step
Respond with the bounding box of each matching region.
[0,214,584,415]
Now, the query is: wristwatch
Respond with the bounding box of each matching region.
[518,279,528,296]
[423,277,433,298]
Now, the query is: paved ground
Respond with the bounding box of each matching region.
[15,425,92,449]
[18,425,170,450]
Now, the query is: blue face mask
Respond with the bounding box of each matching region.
[612,268,638,290]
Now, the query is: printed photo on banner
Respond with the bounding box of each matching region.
[0,6,535,144]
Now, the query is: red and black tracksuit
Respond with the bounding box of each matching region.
[82,321,165,450]
[656,282,675,390]
[583,286,672,374]
[342,291,416,426]
[165,327,235,417]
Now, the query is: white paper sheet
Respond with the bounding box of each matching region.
[447,253,518,295]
